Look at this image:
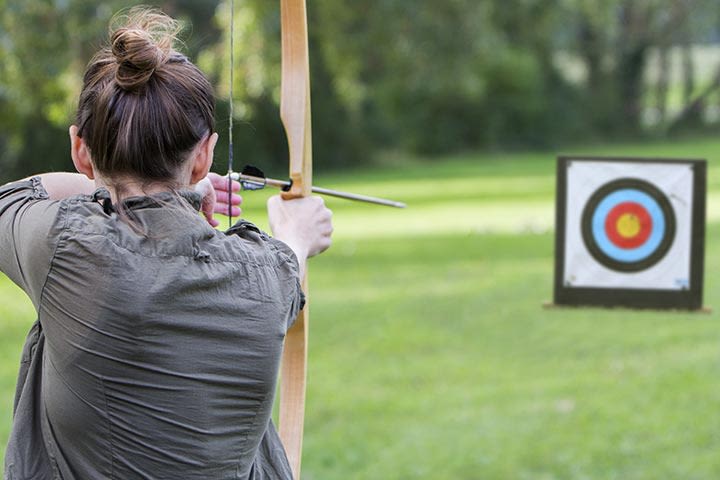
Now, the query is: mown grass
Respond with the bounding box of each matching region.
[2,136,719,479]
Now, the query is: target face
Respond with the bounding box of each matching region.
[581,178,676,272]
[553,157,706,310]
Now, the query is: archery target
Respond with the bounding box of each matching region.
[563,160,694,291]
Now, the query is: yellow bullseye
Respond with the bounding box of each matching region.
[616,213,641,238]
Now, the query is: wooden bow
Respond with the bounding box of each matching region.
[278,0,312,478]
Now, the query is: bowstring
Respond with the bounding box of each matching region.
[227,0,235,229]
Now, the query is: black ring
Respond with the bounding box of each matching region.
[580,178,676,272]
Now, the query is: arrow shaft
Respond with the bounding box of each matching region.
[310,185,406,208]
[230,172,406,208]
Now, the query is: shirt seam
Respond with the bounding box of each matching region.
[36,198,71,317]
[100,377,116,479]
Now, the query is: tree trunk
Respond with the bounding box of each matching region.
[578,19,603,92]
[681,41,695,104]
[679,35,703,124]
[616,0,650,132]
[655,44,670,124]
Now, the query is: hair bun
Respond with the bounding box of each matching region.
[110,8,181,91]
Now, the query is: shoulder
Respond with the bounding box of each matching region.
[225,220,299,270]
[0,177,55,217]
[0,176,68,242]
[225,220,305,327]
[0,178,64,305]
[0,178,110,234]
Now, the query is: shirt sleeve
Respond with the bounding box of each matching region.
[225,220,306,331]
[0,177,61,309]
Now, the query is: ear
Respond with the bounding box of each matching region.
[69,125,95,180]
[190,132,218,185]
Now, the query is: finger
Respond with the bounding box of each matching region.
[215,191,243,206]
[202,209,220,227]
[215,204,242,217]
[323,222,334,235]
[320,224,333,236]
[211,174,241,192]
[219,179,242,193]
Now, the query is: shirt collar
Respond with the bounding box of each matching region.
[92,188,202,213]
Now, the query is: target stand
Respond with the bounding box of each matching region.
[553,156,706,310]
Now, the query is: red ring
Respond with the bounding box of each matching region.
[604,202,652,249]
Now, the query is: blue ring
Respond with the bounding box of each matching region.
[591,189,665,263]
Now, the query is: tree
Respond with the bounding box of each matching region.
[0,0,221,182]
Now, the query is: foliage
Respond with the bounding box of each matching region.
[3,1,720,181]
[0,0,221,181]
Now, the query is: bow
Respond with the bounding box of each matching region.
[225,2,308,475]
[277,1,312,478]
[226,3,403,477]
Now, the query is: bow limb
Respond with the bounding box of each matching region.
[278,0,312,478]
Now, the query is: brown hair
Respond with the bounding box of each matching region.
[76,7,215,184]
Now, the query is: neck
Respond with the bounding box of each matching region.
[95,175,188,203]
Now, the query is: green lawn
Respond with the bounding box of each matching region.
[2,137,720,479]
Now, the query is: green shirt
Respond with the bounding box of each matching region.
[1,178,303,480]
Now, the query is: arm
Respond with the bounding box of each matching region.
[0,178,58,308]
[267,195,333,279]
[30,173,96,200]
[21,172,243,228]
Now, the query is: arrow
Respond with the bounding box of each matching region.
[230,165,407,208]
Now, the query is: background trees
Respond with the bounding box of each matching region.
[2,0,720,182]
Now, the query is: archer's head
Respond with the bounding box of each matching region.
[70,6,217,195]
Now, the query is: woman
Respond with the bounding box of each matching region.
[1,8,332,480]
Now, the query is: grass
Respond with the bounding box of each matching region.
[2,136,720,478]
